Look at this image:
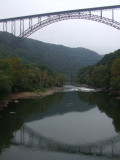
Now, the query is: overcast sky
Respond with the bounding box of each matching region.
[0,0,120,54]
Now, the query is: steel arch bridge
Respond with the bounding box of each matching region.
[0,5,120,43]
[11,124,120,157]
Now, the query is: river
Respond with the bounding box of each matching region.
[0,85,120,160]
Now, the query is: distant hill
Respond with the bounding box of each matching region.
[0,31,102,76]
[97,49,120,66]
[78,49,120,90]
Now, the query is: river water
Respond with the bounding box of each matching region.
[0,85,120,160]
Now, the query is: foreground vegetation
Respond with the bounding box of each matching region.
[0,57,64,100]
[77,49,120,91]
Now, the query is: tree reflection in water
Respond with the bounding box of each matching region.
[78,91,120,132]
[0,90,120,158]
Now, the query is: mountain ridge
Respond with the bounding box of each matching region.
[0,31,102,76]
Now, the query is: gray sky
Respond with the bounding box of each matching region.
[0,0,120,54]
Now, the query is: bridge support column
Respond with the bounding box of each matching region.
[3,22,7,32]
[99,146,103,156]
[29,18,32,30]
[20,19,24,36]
[100,10,102,19]
[29,133,33,146]
[13,132,17,143]
[111,140,114,156]
[112,9,114,21]
[11,20,16,36]
[20,127,24,144]
[38,17,41,24]
[2,22,8,43]
[89,146,92,154]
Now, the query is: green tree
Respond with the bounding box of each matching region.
[110,58,120,90]
[0,59,13,98]
[54,72,65,87]
[6,57,33,91]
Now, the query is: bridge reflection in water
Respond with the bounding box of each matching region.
[11,124,120,158]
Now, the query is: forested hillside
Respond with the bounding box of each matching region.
[0,57,64,100]
[0,31,102,76]
[77,49,120,91]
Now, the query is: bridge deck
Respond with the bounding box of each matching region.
[0,5,120,22]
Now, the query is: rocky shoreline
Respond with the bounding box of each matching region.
[0,87,64,108]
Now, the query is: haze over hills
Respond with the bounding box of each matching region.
[0,31,102,76]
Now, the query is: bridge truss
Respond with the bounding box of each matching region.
[0,5,120,44]
[11,124,120,158]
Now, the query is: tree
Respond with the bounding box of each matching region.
[0,59,13,98]
[110,58,120,90]
[54,72,65,87]
[6,57,34,91]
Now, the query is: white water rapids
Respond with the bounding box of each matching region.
[63,85,96,92]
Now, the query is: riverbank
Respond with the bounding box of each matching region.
[0,87,64,108]
[12,87,64,100]
[107,89,120,100]
[75,84,120,100]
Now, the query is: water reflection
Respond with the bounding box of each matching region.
[0,89,120,159]
[11,124,120,157]
[78,92,120,132]
[0,93,64,153]
[25,91,119,149]
[26,92,95,122]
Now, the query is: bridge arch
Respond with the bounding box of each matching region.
[19,13,120,41]
[0,5,120,44]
